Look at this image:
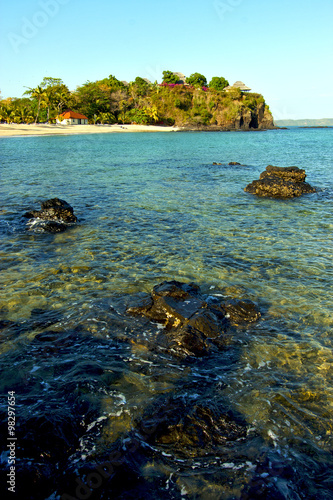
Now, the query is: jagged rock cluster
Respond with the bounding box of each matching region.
[23,198,77,232]
[127,280,260,358]
[245,165,316,198]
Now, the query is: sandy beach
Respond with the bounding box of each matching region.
[0,123,180,137]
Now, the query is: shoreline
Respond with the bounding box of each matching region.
[0,123,181,138]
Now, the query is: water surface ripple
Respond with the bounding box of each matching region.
[0,129,332,499]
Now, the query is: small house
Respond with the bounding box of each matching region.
[224,81,251,92]
[57,110,88,125]
[173,72,187,84]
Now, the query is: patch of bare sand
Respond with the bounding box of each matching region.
[0,123,181,137]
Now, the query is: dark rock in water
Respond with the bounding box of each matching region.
[127,280,260,357]
[229,161,241,165]
[138,396,247,457]
[245,165,316,198]
[152,280,202,300]
[213,162,222,165]
[262,165,306,182]
[23,197,77,232]
[221,298,261,325]
[165,324,210,357]
[39,220,68,232]
[187,308,221,338]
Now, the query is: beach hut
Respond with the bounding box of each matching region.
[57,110,88,125]
[224,81,251,92]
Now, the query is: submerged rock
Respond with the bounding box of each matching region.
[127,280,260,357]
[138,396,247,457]
[23,198,77,232]
[245,165,316,198]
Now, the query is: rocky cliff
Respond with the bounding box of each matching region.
[150,86,275,130]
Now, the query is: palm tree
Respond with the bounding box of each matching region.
[146,105,159,123]
[14,106,34,124]
[0,105,15,123]
[40,89,53,123]
[24,85,44,123]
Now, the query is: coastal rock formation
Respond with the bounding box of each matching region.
[244,165,316,198]
[138,396,247,458]
[23,198,77,232]
[127,280,260,357]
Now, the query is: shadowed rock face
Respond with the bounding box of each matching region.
[23,198,77,232]
[138,396,247,458]
[127,280,261,357]
[245,166,316,198]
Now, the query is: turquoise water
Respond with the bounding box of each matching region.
[1,128,333,498]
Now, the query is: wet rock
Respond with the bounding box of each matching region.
[262,165,306,182]
[187,308,221,338]
[127,281,261,357]
[229,161,241,165]
[213,162,222,165]
[165,324,210,357]
[152,280,202,300]
[138,396,247,457]
[222,298,261,325]
[23,198,77,232]
[245,166,316,198]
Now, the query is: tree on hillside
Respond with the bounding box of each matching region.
[209,76,229,91]
[107,75,126,90]
[132,77,150,97]
[162,71,179,84]
[186,73,207,88]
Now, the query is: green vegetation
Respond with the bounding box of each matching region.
[162,71,179,84]
[186,73,207,88]
[0,71,273,129]
[209,76,229,91]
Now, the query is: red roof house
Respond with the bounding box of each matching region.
[57,110,88,125]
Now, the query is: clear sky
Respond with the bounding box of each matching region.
[1,0,332,120]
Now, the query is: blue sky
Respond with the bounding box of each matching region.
[1,0,332,119]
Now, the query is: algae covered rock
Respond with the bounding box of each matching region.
[127,280,261,357]
[23,198,77,232]
[245,165,316,198]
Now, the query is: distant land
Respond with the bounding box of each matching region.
[275,118,333,127]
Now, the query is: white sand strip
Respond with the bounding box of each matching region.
[0,123,181,137]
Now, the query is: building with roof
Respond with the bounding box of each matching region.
[224,81,251,92]
[57,110,88,125]
[173,72,187,84]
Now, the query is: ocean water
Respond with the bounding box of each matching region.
[0,128,332,499]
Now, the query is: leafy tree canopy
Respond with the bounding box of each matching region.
[186,73,207,88]
[209,76,229,91]
[133,77,150,96]
[162,71,179,84]
[108,75,125,90]
[40,77,64,88]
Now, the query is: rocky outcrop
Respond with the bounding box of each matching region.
[23,198,77,232]
[138,396,247,458]
[245,165,316,198]
[127,280,260,357]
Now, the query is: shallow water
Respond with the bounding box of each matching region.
[0,128,333,499]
